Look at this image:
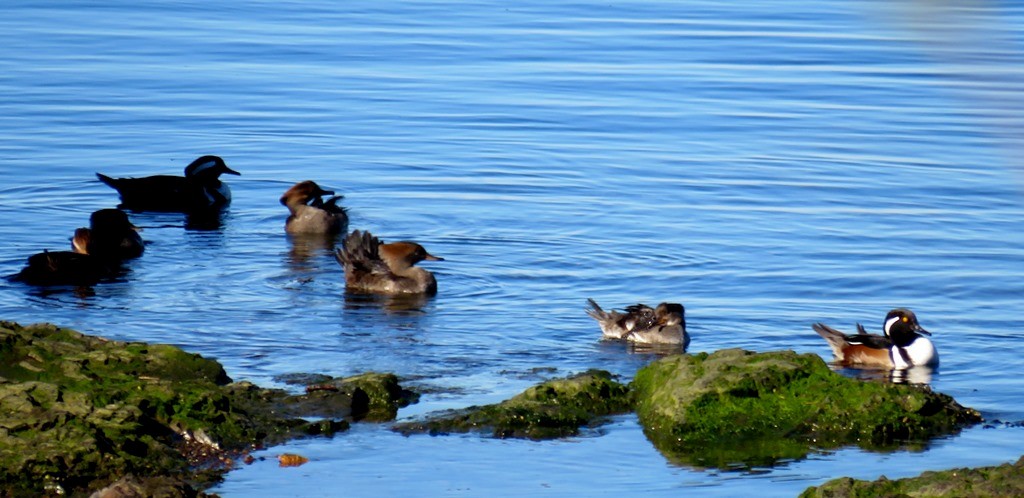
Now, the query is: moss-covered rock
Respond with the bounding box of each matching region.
[396,369,632,439]
[800,455,1024,497]
[632,349,981,469]
[328,372,420,422]
[0,321,414,497]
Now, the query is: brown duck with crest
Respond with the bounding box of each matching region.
[335,230,444,295]
[280,180,348,235]
[71,209,144,261]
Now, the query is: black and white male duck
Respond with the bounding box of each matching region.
[813,308,938,369]
[586,299,689,347]
[335,230,444,295]
[280,180,348,235]
[97,155,239,212]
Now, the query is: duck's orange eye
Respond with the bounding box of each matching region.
[902,316,909,323]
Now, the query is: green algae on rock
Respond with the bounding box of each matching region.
[0,321,412,497]
[395,369,632,439]
[800,455,1024,498]
[631,349,981,470]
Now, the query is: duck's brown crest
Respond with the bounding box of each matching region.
[380,241,443,268]
[281,180,334,206]
[71,228,91,254]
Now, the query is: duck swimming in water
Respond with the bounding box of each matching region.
[813,308,938,369]
[10,250,114,287]
[71,209,144,260]
[97,155,239,212]
[335,230,444,295]
[10,209,142,287]
[280,180,348,235]
[586,299,689,347]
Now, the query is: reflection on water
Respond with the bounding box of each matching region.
[19,283,98,301]
[285,234,340,270]
[891,367,935,386]
[623,341,687,357]
[117,208,232,232]
[342,291,435,315]
[834,365,936,386]
[184,209,229,231]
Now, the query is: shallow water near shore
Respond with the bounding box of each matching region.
[3,1,1024,496]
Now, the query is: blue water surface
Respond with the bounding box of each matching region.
[2,1,1024,496]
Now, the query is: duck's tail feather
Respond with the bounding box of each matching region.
[96,173,119,190]
[812,323,848,358]
[585,298,609,322]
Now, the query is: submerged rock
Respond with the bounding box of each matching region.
[0,321,413,497]
[395,369,632,439]
[631,349,981,469]
[800,455,1024,497]
[275,371,419,422]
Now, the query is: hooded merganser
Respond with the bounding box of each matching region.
[813,308,938,369]
[9,250,115,286]
[586,299,689,347]
[280,180,348,235]
[96,155,240,212]
[71,209,144,260]
[335,230,444,295]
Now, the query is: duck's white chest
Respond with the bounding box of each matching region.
[891,337,938,369]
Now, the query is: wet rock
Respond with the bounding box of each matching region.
[273,372,333,386]
[252,372,418,423]
[0,321,414,496]
[88,475,208,498]
[800,455,1024,497]
[334,372,420,421]
[631,349,981,469]
[395,369,632,439]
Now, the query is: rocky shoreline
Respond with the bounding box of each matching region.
[0,321,412,497]
[1,320,1018,497]
[800,456,1024,497]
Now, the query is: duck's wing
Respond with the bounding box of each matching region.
[814,322,891,348]
[312,195,347,215]
[336,230,389,275]
[97,173,186,195]
[844,333,892,349]
[96,173,193,210]
[623,304,658,331]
